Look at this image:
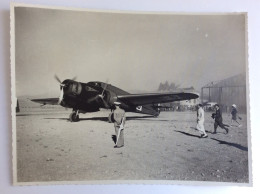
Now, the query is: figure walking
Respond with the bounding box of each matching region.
[231,104,242,127]
[196,104,208,138]
[212,104,229,134]
[112,102,125,148]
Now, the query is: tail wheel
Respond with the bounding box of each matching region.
[69,112,79,122]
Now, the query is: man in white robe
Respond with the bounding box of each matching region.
[196,104,208,138]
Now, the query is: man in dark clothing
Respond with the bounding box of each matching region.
[212,104,229,134]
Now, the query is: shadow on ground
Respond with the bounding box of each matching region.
[43,115,159,122]
[190,127,217,134]
[174,130,200,138]
[210,138,248,151]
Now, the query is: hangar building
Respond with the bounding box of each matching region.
[201,74,247,113]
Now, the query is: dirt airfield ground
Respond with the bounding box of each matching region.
[15,109,249,184]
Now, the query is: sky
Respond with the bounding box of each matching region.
[14,6,247,97]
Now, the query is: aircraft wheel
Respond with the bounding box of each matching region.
[154,111,160,117]
[69,112,79,122]
[108,112,115,123]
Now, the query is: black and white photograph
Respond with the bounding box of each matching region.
[11,3,250,185]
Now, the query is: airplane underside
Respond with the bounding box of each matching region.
[68,104,160,122]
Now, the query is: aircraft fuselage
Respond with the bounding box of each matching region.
[59,79,158,116]
[31,78,199,122]
[60,80,120,111]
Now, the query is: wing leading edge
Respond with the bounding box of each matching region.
[117,92,199,106]
[31,98,59,105]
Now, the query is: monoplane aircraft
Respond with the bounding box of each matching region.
[31,76,199,122]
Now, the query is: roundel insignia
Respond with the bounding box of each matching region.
[136,106,142,111]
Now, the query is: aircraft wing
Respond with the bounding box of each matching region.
[117,92,199,106]
[31,98,59,105]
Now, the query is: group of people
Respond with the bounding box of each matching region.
[110,101,242,148]
[196,103,242,138]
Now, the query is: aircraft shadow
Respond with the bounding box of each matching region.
[44,118,70,121]
[44,117,109,122]
[17,113,53,116]
[80,117,109,122]
[174,130,201,138]
[210,138,248,151]
[126,116,155,120]
[16,114,34,116]
[80,115,157,122]
[44,115,157,122]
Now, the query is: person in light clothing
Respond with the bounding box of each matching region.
[196,104,208,138]
[230,104,242,127]
[112,102,126,148]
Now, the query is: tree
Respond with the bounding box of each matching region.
[164,81,169,90]
[158,81,180,91]
[169,83,180,91]
[158,82,164,91]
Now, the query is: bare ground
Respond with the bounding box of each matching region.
[15,110,249,184]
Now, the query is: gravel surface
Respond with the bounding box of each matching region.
[15,110,249,184]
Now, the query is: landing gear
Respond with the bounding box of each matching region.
[108,112,115,123]
[154,110,160,117]
[69,110,79,122]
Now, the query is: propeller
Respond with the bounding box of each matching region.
[98,80,110,108]
[54,74,77,105]
[99,79,109,98]
[55,74,77,84]
[55,75,65,105]
[99,95,109,108]
[87,80,110,108]
[54,74,62,84]
[58,86,64,105]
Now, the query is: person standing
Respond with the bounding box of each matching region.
[212,104,229,134]
[231,104,242,127]
[196,104,208,138]
[112,102,126,148]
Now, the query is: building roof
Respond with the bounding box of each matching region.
[202,74,246,88]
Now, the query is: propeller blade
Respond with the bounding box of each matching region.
[101,79,109,97]
[100,96,109,108]
[87,93,109,108]
[100,79,110,108]
[71,76,77,81]
[54,75,62,84]
[87,94,99,104]
[58,86,64,105]
[87,79,110,108]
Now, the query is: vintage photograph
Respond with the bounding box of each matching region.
[11,4,250,185]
